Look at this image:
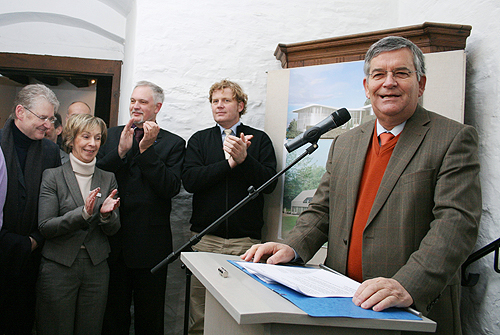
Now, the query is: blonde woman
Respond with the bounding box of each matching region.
[36,114,120,334]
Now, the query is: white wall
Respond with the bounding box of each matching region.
[0,0,126,60]
[124,0,400,139]
[1,0,499,333]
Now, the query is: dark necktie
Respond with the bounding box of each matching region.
[134,128,144,143]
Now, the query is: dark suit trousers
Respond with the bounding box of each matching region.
[102,253,167,335]
[0,253,39,335]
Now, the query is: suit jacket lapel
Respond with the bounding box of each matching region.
[90,168,101,198]
[346,121,374,226]
[90,168,105,211]
[62,161,85,206]
[154,128,163,145]
[367,105,430,226]
[212,125,225,160]
[15,158,26,190]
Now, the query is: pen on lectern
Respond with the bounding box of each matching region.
[405,307,423,318]
[218,266,228,278]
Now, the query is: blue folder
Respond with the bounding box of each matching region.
[228,260,421,320]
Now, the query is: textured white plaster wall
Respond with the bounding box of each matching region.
[122,0,399,138]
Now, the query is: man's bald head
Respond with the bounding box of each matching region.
[67,101,91,117]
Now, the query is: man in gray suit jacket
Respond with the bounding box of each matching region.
[242,36,481,335]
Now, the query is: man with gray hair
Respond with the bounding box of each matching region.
[0,84,61,334]
[243,36,481,335]
[98,81,185,335]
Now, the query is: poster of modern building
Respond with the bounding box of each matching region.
[282,60,369,237]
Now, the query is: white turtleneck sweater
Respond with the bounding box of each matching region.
[69,153,95,219]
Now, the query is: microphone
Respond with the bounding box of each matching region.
[285,108,351,153]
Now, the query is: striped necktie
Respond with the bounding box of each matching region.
[223,129,232,159]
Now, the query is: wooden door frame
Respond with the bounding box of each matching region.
[0,52,122,127]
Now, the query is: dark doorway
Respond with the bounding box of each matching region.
[0,53,122,127]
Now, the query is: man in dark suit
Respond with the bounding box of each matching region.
[182,79,277,334]
[242,36,481,335]
[0,84,62,335]
[98,80,185,335]
[44,112,69,164]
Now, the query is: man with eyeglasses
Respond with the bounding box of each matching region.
[0,84,61,335]
[242,36,481,335]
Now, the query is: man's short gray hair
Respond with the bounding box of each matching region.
[12,84,60,117]
[134,80,164,105]
[364,36,426,81]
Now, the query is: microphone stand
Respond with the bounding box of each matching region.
[151,142,319,335]
[152,142,319,273]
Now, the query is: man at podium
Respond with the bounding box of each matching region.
[242,36,481,335]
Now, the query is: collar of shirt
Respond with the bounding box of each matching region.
[218,121,241,139]
[376,120,406,137]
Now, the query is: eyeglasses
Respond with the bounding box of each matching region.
[23,106,56,124]
[368,69,416,81]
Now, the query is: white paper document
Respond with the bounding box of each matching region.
[235,261,360,298]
